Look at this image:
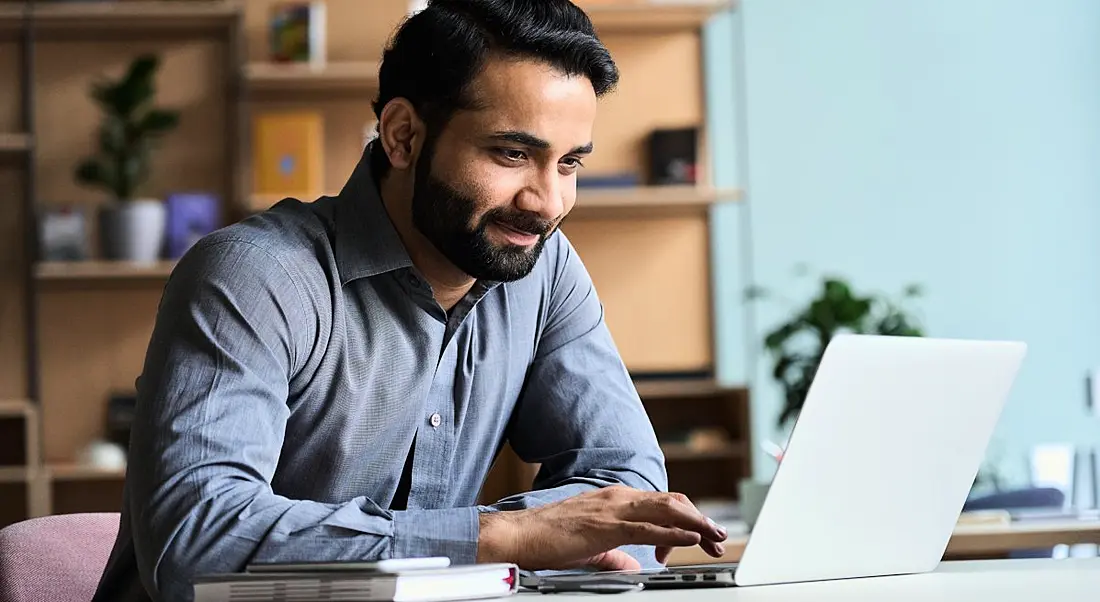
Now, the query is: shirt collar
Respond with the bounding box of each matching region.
[334,155,415,285]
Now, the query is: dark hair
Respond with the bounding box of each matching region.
[369,0,619,177]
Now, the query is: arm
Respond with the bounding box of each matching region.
[127,239,484,602]
[488,234,669,566]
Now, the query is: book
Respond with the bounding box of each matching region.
[270,1,327,65]
[252,111,324,201]
[193,563,519,602]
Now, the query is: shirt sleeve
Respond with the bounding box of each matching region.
[125,238,485,602]
[491,233,670,568]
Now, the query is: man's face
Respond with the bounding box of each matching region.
[410,56,598,282]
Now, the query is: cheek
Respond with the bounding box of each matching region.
[454,156,524,212]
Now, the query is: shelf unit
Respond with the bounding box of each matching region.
[1,0,750,526]
[0,0,244,527]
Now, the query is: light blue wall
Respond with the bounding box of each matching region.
[706,0,1100,483]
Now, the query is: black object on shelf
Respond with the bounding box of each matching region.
[647,127,698,185]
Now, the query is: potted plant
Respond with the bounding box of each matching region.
[747,271,926,429]
[75,53,180,262]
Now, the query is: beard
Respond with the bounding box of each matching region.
[410,148,559,282]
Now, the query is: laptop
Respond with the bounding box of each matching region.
[523,334,1027,589]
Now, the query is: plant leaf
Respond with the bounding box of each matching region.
[98,115,126,155]
[138,109,180,135]
[75,158,115,191]
[764,321,802,350]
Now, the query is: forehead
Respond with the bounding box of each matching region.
[448,56,598,143]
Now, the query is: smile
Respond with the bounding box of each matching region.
[493,221,541,247]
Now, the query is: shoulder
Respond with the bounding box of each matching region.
[527,229,588,289]
[507,229,598,322]
[168,198,336,311]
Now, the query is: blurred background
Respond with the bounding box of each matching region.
[0,0,1098,561]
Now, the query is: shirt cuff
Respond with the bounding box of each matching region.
[391,506,482,564]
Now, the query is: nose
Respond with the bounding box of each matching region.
[516,167,565,221]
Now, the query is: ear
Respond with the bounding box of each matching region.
[378,98,426,171]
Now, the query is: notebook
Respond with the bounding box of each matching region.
[192,562,519,602]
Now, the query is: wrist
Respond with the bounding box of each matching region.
[476,510,517,564]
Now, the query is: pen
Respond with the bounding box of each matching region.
[538,581,644,594]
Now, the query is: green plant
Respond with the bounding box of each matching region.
[75,54,180,202]
[747,270,925,428]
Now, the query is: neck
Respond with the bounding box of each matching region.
[378,170,475,311]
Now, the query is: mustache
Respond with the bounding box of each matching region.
[484,208,556,237]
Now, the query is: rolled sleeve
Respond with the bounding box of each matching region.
[392,506,483,564]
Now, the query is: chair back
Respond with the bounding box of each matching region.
[0,513,120,602]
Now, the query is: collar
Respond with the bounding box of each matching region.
[334,155,415,285]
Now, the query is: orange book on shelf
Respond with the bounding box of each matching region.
[252,111,324,201]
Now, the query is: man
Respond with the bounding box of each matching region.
[93,1,726,600]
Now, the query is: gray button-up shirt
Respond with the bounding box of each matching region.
[93,157,668,602]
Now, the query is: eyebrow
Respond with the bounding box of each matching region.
[489,130,594,155]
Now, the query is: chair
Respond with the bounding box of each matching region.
[0,513,120,602]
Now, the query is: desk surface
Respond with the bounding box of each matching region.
[668,518,1100,565]
[535,558,1100,601]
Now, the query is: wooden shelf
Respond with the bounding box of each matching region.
[47,463,126,482]
[0,1,241,38]
[0,467,35,484]
[0,133,32,155]
[36,260,176,282]
[573,186,741,218]
[0,399,34,419]
[635,378,734,399]
[248,187,739,219]
[245,61,379,94]
[661,442,745,461]
[585,1,733,33]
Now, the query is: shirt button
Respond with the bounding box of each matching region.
[429,413,442,428]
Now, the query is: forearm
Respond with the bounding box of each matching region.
[139,478,482,601]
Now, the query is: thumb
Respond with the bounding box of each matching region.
[587,549,642,572]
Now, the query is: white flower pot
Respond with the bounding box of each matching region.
[98,199,167,262]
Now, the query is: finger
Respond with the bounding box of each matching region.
[655,545,671,565]
[627,494,723,541]
[699,538,727,558]
[588,549,642,572]
[622,522,702,548]
[669,492,728,542]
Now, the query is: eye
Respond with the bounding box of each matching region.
[495,148,528,162]
[559,156,585,174]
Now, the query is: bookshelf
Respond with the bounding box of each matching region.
[0,0,752,526]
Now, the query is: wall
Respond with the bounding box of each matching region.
[711,0,1100,483]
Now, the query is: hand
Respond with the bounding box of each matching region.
[476,486,727,572]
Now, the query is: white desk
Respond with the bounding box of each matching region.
[537,558,1100,601]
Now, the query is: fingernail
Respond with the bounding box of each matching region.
[716,543,726,555]
[708,518,727,538]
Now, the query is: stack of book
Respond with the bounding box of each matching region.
[193,557,519,602]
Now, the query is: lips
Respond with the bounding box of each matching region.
[493,220,542,246]
[495,221,539,238]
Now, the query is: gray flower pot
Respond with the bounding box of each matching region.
[98,199,166,262]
